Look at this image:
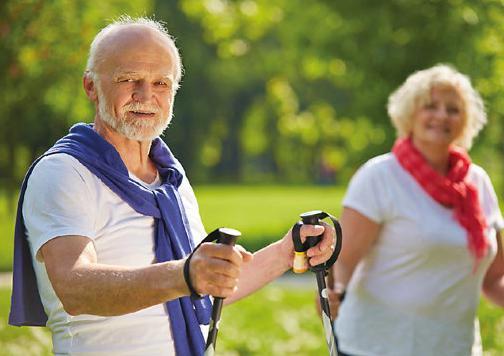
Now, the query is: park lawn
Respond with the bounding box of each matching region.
[0,185,345,271]
[0,192,15,272]
[0,287,52,356]
[0,285,503,355]
[195,184,344,252]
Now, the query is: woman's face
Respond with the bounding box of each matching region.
[411,86,466,149]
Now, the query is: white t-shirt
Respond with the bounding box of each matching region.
[22,153,207,355]
[335,153,504,356]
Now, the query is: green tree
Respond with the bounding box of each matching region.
[1,0,502,191]
[0,0,152,202]
[155,0,503,187]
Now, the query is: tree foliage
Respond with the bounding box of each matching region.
[1,0,503,191]
[156,0,504,188]
[0,0,152,199]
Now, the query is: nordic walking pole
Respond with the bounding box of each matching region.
[204,227,241,356]
[292,210,342,356]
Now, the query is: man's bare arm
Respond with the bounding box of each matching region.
[225,223,335,305]
[41,235,246,316]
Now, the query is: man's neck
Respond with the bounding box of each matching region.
[94,118,158,183]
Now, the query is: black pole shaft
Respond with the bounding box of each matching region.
[315,270,338,356]
[301,211,338,356]
[205,297,224,353]
[204,228,240,356]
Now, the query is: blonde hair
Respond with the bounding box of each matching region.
[387,64,486,149]
[85,15,183,86]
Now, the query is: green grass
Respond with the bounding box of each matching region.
[195,185,345,252]
[479,297,504,353]
[219,284,328,355]
[0,285,503,355]
[0,288,52,356]
[0,192,16,272]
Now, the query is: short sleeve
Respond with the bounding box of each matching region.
[343,158,391,224]
[476,167,504,231]
[23,154,97,260]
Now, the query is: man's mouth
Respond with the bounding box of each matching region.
[129,111,156,117]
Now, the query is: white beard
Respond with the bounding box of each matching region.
[96,85,172,141]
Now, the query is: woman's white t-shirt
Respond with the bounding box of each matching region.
[336,153,504,356]
[23,153,207,355]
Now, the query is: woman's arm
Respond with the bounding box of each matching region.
[332,207,381,286]
[323,207,382,319]
[482,230,504,307]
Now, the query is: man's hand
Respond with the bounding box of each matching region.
[188,243,253,298]
[305,221,337,267]
[280,222,337,270]
[221,222,337,305]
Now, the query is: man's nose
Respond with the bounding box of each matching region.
[132,81,153,102]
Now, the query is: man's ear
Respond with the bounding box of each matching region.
[83,73,98,102]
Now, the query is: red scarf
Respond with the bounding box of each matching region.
[392,137,488,264]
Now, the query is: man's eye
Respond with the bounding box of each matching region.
[119,78,135,83]
[155,81,168,86]
[447,107,460,114]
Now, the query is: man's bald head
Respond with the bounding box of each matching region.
[85,16,182,84]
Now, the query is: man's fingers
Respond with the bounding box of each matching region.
[204,273,239,292]
[299,224,325,243]
[317,221,336,251]
[235,244,253,262]
[190,259,240,296]
[200,258,241,278]
[188,243,251,297]
[306,222,336,266]
[306,221,336,259]
[198,243,244,266]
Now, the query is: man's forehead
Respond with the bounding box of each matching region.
[96,25,177,74]
[113,68,175,79]
[98,47,176,78]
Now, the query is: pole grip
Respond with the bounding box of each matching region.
[216,227,240,247]
[204,227,241,356]
[291,210,341,356]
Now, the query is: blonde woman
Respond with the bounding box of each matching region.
[330,65,504,356]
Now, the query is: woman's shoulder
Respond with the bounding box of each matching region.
[468,162,488,177]
[467,163,499,197]
[358,152,398,175]
[467,163,492,185]
[347,153,400,189]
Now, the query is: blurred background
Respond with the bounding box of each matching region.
[0,0,503,354]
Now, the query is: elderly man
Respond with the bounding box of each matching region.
[9,17,335,355]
